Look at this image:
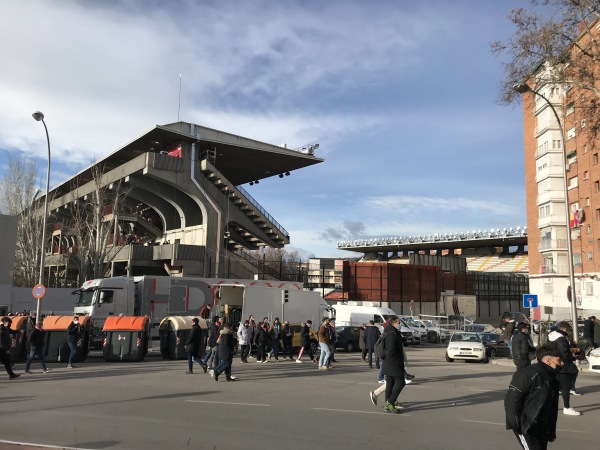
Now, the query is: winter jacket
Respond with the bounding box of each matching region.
[547,330,578,374]
[504,361,559,440]
[217,329,235,360]
[207,322,220,347]
[511,331,535,369]
[381,324,405,378]
[300,324,311,347]
[185,323,202,355]
[237,324,253,345]
[67,322,81,343]
[269,323,282,343]
[27,327,46,351]
[254,325,271,346]
[282,324,293,345]
[364,325,381,349]
[318,324,331,344]
[583,318,595,340]
[0,324,11,352]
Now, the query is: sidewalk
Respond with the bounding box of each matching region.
[488,356,596,374]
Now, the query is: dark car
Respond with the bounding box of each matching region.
[335,326,362,352]
[479,332,510,358]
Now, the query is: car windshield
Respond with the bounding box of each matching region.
[335,326,345,332]
[451,333,481,343]
[422,320,435,327]
[74,288,95,307]
[480,333,499,343]
[465,325,484,332]
[401,317,419,327]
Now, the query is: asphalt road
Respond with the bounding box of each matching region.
[1,345,597,450]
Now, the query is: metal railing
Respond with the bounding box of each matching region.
[237,185,289,237]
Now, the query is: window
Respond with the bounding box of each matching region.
[581,119,586,128]
[586,282,593,296]
[573,253,582,265]
[588,251,593,261]
[588,225,592,234]
[586,197,591,206]
[567,127,576,140]
[566,102,575,115]
[540,205,551,217]
[584,144,588,154]
[544,306,554,314]
[595,153,599,165]
[595,181,599,192]
[568,176,578,188]
[553,139,562,149]
[584,171,589,180]
[596,208,600,220]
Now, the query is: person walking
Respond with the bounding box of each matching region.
[364,320,381,369]
[247,315,257,358]
[66,316,82,368]
[237,319,252,363]
[501,313,516,359]
[24,323,51,374]
[548,321,582,415]
[317,317,332,370]
[210,323,236,382]
[0,317,19,379]
[254,321,271,363]
[282,320,294,360]
[296,320,316,364]
[328,318,338,365]
[381,317,406,413]
[184,318,203,374]
[201,316,221,370]
[269,318,283,361]
[504,345,563,449]
[512,322,535,370]
[580,316,596,360]
[359,323,367,362]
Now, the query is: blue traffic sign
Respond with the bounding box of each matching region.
[523,294,538,309]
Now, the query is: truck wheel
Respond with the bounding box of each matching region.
[427,331,439,344]
[445,352,454,363]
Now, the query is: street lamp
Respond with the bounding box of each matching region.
[514,83,578,331]
[32,111,51,325]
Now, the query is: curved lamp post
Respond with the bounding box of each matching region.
[514,83,578,331]
[32,111,51,325]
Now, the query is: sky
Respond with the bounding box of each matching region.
[0,0,530,260]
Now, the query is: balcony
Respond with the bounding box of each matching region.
[536,190,565,205]
[539,239,567,251]
[535,164,565,183]
[538,215,567,228]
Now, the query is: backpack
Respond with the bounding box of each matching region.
[374,332,389,360]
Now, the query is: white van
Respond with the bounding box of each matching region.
[332,304,414,344]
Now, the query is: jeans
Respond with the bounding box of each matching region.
[68,341,77,364]
[506,337,513,358]
[318,342,331,367]
[367,348,380,368]
[271,339,281,360]
[26,349,48,371]
[213,356,232,378]
[202,345,219,367]
[240,344,250,362]
[187,351,201,372]
[378,363,384,382]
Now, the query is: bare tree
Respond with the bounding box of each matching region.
[493,1,600,136]
[0,154,44,286]
[64,164,131,281]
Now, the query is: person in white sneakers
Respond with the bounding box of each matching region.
[547,321,582,416]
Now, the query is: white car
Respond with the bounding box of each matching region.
[413,319,451,343]
[588,348,600,374]
[446,332,488,363]
[464,324,496,334]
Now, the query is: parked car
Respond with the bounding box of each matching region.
[479,332,510,358]
[464,324,496,334]
[412,318,451,343]
[398,316,426,344]
[588,347,600,374]
[334,326,362,352]
[446,332,488,363]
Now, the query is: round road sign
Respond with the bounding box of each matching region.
[32,284,46,299]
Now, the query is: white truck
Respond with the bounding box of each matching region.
[332,303,414,344]
[73,276,332,329]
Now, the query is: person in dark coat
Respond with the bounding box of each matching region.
[25,323,51,374]
[201,316,221,370]
[359,323,367,362]
[211,323,236,381]
[381,317,406,413]
[296,320,316,364]
[66,316,82,368]
[581,316,596,358]
[254,322,271,363]
[0,317,19,379]
[547,322,581,415]
[282,320,294,360]
[185,318,203,374]
[364,320,381,369]
[512,322,535,370]
[505,345,562,449]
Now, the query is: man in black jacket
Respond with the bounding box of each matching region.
[512,322,536,370]
[0,317,19,379]
[185,318,203,374]
[548,321,581,415]
[25,323,51,374]
[505,345,562,449]
[381,317,406,414]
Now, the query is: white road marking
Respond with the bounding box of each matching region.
[462,420,587,434]
[186,400,270,407]
[314,407,411,416]
[0,439,95,450]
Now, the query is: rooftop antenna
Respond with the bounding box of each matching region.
[177,74,182,122]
